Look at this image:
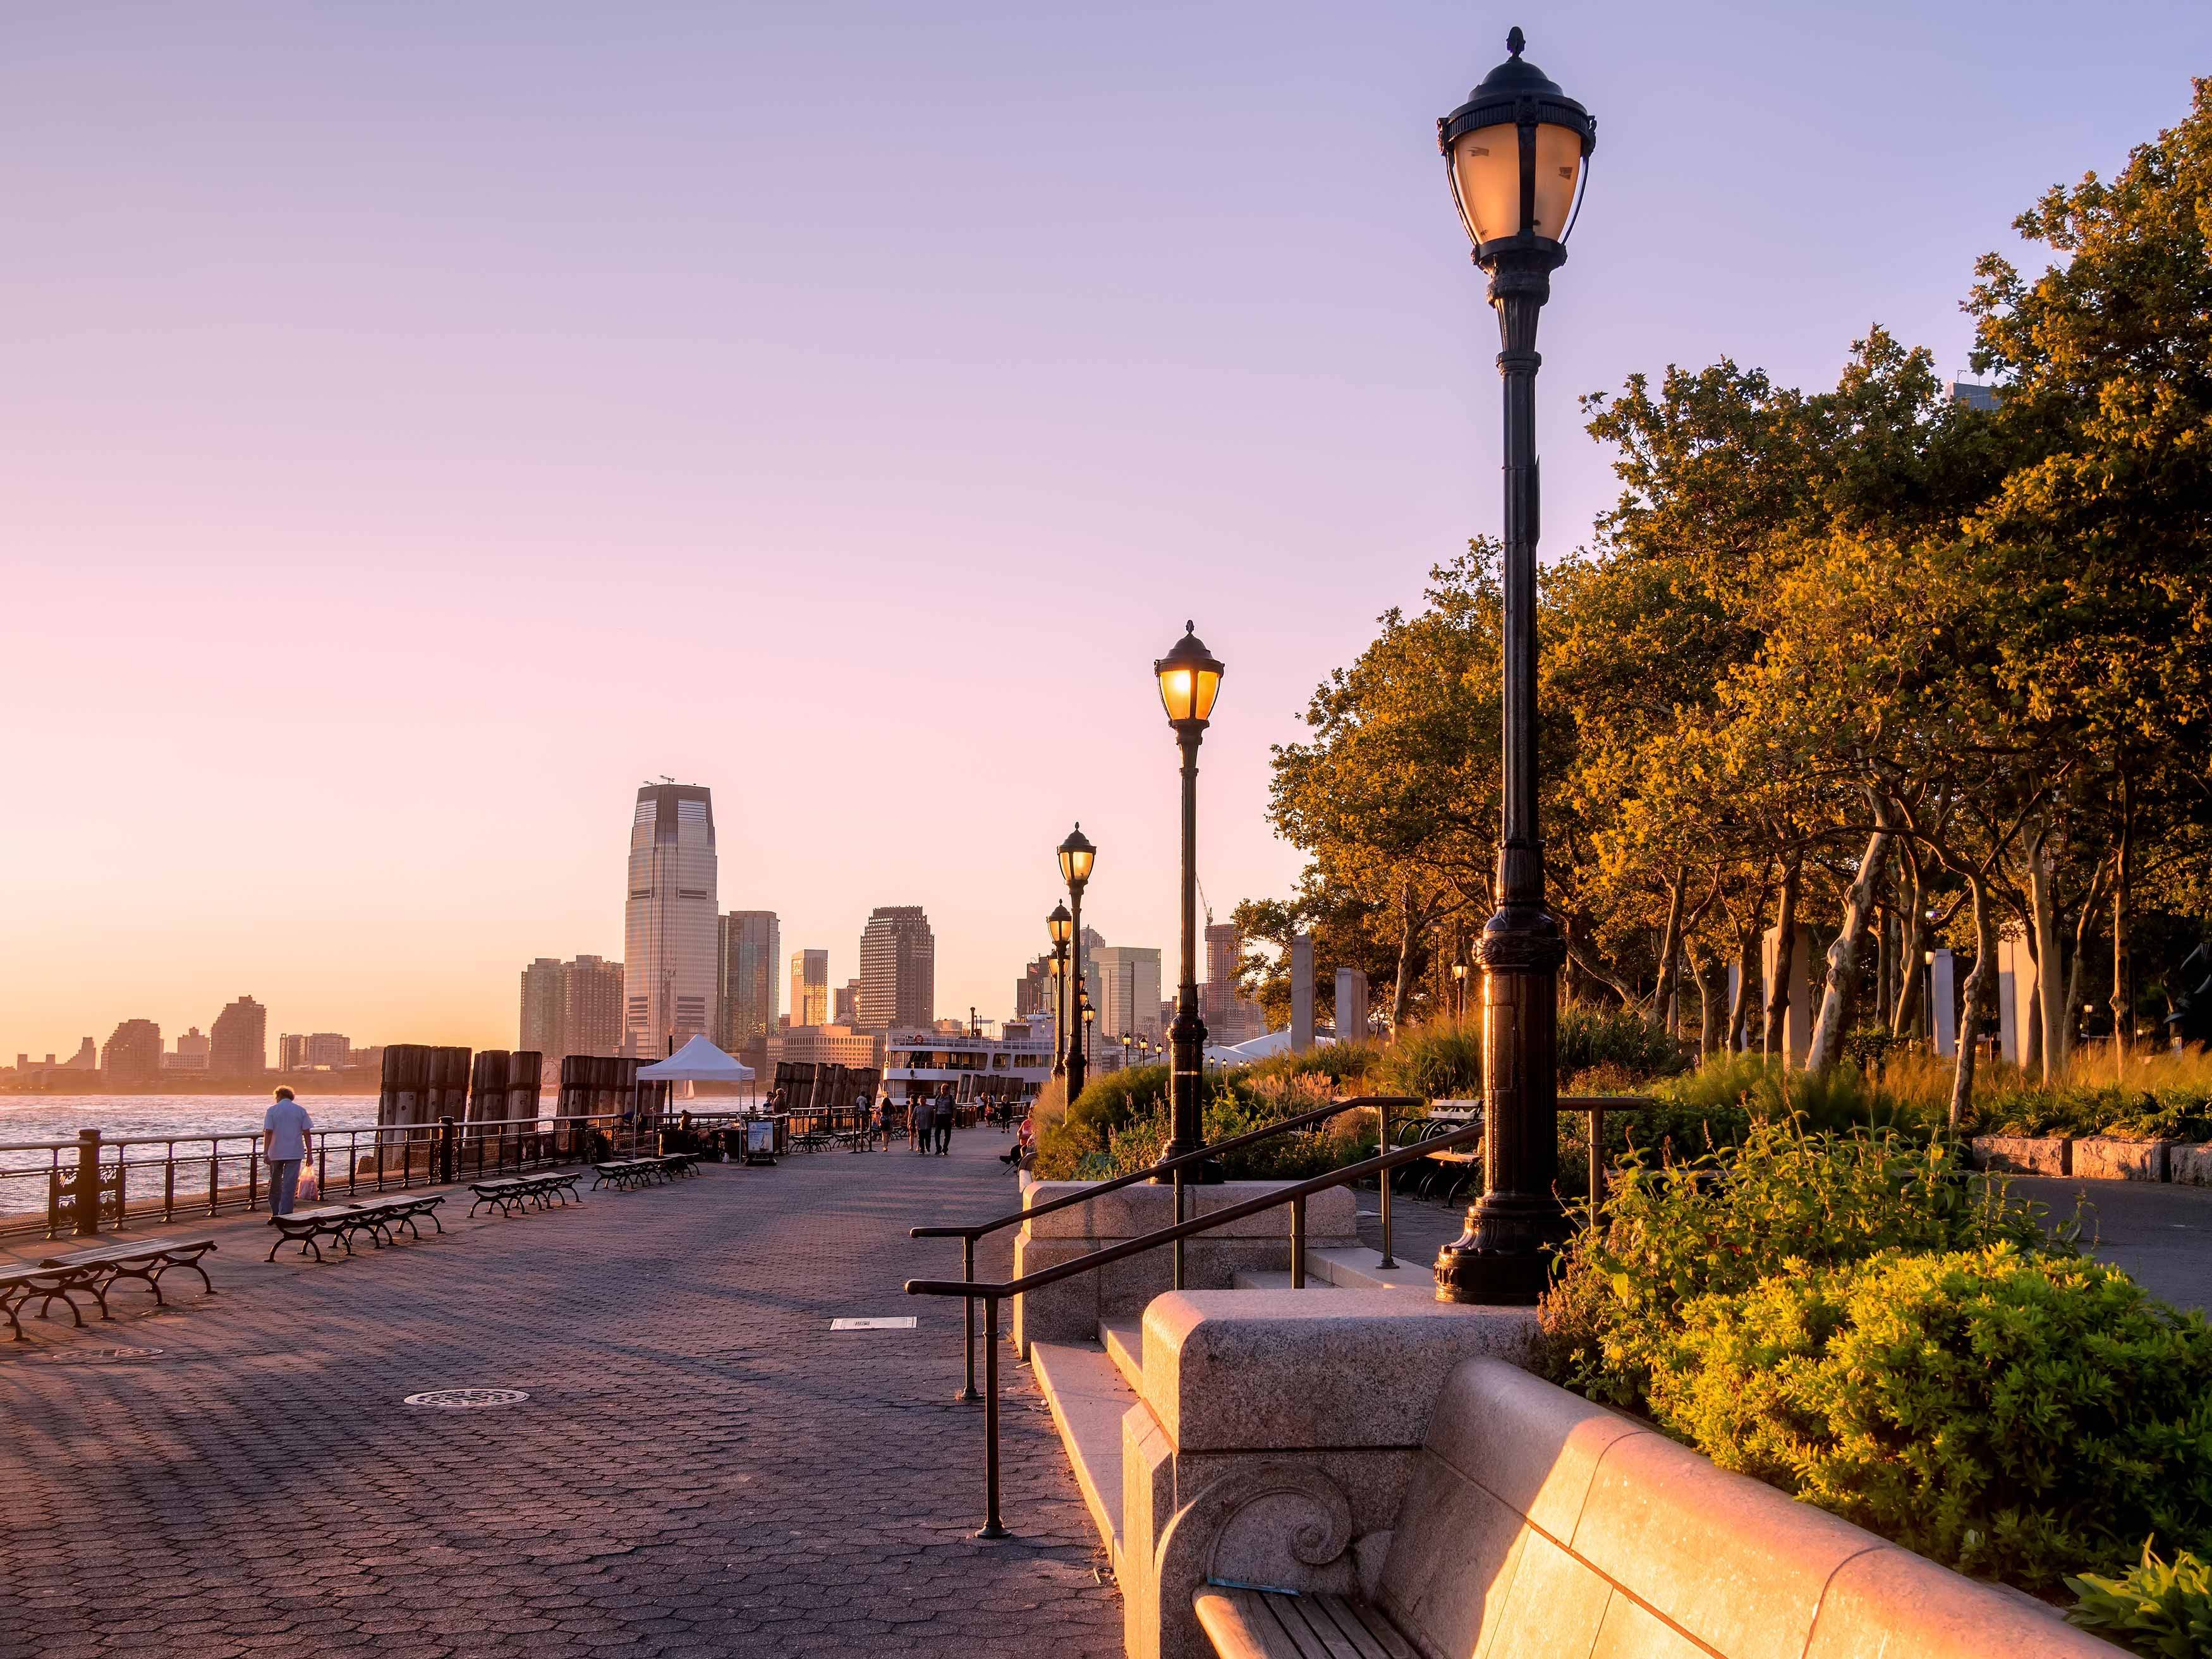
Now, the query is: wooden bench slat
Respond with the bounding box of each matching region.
[1194,1589,1403,1659]
[1311,1595,1414,1659]
[1277,1594,1366,1659]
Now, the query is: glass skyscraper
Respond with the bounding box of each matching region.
[717,911,781,1050]
[623,784,719,1058]
[858,906,935,1032]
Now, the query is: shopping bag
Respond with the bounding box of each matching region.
[297,1165,322,1203]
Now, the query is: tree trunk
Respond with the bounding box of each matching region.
[2024,829,2063,1083]
[1729,924,1758,1052]
[1693,943,1726,1061]
[1763,858,1802,1064]
[2110,773,2134,1081]
[1807,814,1892,1071]
[2063,856,2108,1069]
[1649,868,1687,1030]
[1389,877,1419,1031]
[1890,842,1924,1038]
[1949,868,2000,1133]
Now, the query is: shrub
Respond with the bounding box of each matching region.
[1032,1064,1171,1179]
[1651,1051,1935,1136]
[1374,1023,1482,1100]
[2069,1543,2212,1658]
[1082,1093,1380,1182]
[1557,1002,1692,1082]
[1537,1122,2053,1409]
[1647,1246,2212,1590]
[1243,1040,1383,1089]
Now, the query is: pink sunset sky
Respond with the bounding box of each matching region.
[3,1,2205,1061]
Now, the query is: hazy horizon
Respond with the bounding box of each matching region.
[6,1,2208,1060]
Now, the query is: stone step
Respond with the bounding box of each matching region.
[1098,1315,1145,1395]
[1028,1338,1134,1572]
[1229,1268,1344,1291]
[1306,1245,1431,1292]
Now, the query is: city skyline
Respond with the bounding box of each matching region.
[6,3,2203,1064]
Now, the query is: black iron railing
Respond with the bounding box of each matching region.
[906,1095,1646,1536]
[0,1111,664,1242]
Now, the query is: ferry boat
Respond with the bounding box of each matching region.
[882,1021,1055,1105]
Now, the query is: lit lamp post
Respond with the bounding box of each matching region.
[1081,999,1096,1066]
[1431,28,1595,1306]
[1048,904,1073,1078]
[1058,825,1096,1100]
[1154,623,1225,1174]
[1452,961,1469,1024]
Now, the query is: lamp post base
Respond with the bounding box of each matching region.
[1433,1193,1570,1304]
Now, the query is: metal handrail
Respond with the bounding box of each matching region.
[909,1094,1418,1409]
[906,1093,1647,1538]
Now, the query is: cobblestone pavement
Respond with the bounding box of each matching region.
[1,1130,1121,1658]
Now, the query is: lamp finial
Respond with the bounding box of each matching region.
[1506,25,1525,57]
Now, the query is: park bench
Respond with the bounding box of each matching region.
[36,1237,218,1319]
[264,1204,377,1262]
[591,1160,661,1191]
[655,1152,699,1176]
[467,1170,583,1217]
[349,1194,445,1245]
[1,1261,98,1340]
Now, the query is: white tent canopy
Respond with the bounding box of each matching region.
[1206,1029,1335,1065]
[636,1034,756,1083]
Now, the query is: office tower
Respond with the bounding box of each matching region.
[717,910,781,1049]
[564,956,627,1055]
[858,906,935,1031]
[1078,925,1105,1033]
[623,783,719,1057]
[834,980,860,1026]
[164,1028,210,1073]
[520,957,565,1055]
[102,1019,163,1083]
[209,996,267,1075]
[1202,921,1266,1043]
[789,949,830,1028]
[278,1033,307,1071]
[1095,945,1165,1043]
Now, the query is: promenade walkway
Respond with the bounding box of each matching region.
[0,1131,1120,1658]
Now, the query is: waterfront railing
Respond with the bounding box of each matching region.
[0,1111,665,1241]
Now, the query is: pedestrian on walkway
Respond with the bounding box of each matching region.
[262,1086,315,1217]
[933,1093,954,1157]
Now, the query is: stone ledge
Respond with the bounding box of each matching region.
[1141,1289,1537,1452]
[1022,1179,1359,1241]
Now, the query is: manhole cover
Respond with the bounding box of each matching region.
[402,1387,530,1409]
[830,1317,917,1332]
[40,1346,164,1364]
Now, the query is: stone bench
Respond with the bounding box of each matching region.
[1180,1356,2111,1659]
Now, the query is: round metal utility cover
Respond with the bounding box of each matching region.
[402,1387,530,1409]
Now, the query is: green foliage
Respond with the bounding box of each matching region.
[2069,1544,2212,1658]
[1651,1051,1936,1136]
[1538,1122,2052,1410]
[1372,1023,1482,1100]
[1031,1064,1172,1179]
[1647,1246,2212,1590]
[1082,1093,1380,1184]
[1557,1003,1692,1082]
[1972,1083,2212,1144]
[1242,1040,1383,1088]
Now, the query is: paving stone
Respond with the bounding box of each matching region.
[0,1133,1121,1655]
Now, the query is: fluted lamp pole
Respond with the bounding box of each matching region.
[1432,27,1595,1306]
[1047,904,1073,1078]
[1058,825,1095,1103]
[1153,622,1225,1181]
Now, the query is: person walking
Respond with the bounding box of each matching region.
[262,1086,315,1217]
[932,1091,954,1157]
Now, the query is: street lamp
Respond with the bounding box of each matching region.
[1452,961,1468,1024]
[1121,1031,1133,1071]
[1081,999,1096,1064]
[1155,622,1225,1179]
[1059,825,1096,1100]
[1432,28,1596,1307]
[1048,904,1073,1078]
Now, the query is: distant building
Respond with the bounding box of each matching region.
[1951,379,2001,411]
[717,910,781,1050]
[1014,954,1053,1019]
[624,782,719,1058]
[163,1027,210,1073]
[790,949,830,1028]
[858,906,935,1031]
[520,954,626,1058]
[63,1038,96,1070]
[834,979,861,1026]
[276,1032,351,1071]
[781,1024,882,1070]
[1095,945,1165,1044]
[209,997,267,1075]
[1201,922,1267,1043]
[102,1019,163,1083]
